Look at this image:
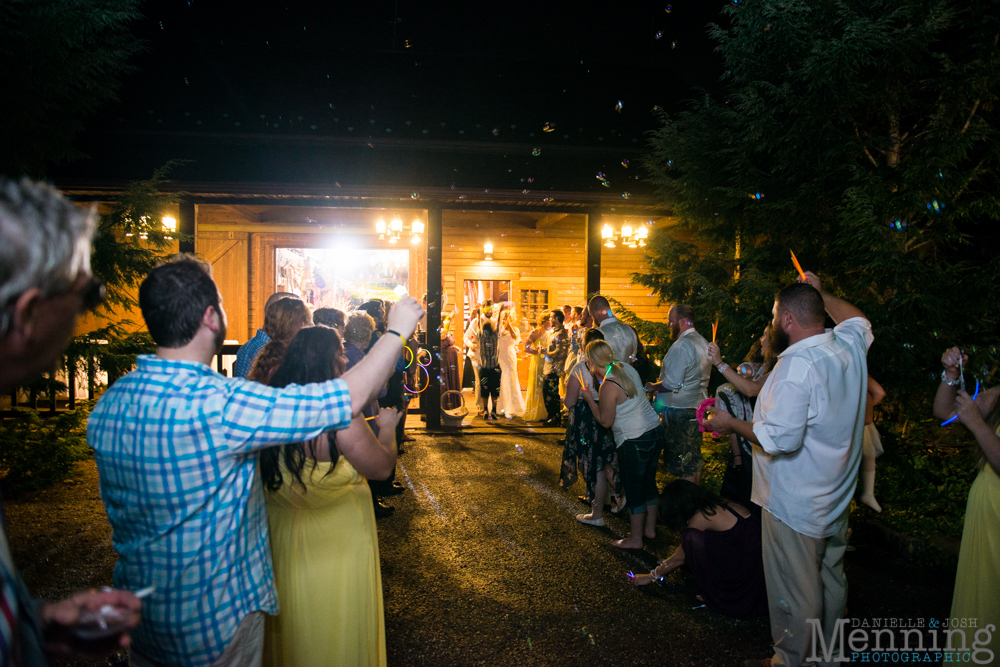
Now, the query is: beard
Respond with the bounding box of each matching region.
[669,321,681,339]
[768,321,790,358]
[213,307,227,356]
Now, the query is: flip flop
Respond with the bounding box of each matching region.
[575,514,606,527]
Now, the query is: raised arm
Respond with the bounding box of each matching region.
[706,342,767,397]
[341,296,424,417]
[801,271,865,324]
[335,409,400,480]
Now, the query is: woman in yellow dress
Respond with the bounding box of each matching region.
[261,326,400,667]
[934,346,1000,660]
[521,313,551,422]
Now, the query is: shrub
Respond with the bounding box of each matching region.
[0,406,93,494]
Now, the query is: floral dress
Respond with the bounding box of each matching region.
[559,360,621,501]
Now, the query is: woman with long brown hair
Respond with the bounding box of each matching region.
[248,297,313,383]
[261,326,400,667]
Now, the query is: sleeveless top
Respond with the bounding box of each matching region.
[605,363,661,446]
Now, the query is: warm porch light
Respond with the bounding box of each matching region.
[411,219,425,235]
[602,224,614,239]
[390,218,403,232]
[376,218,387,240]
[484,242,493,260]
[162,216,177,239]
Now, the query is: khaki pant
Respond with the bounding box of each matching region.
[132,611,265,667]
[762,510,849,667]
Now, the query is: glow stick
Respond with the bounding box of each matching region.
[941,378,979,427]
[790,250,806,281]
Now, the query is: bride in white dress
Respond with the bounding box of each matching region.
[497,303,526,418]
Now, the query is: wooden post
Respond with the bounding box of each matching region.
[585,208,603,298]
[87,355,96,400]
[67,356,76,410]
[179,201,195,254]
[48,373,56,413]
[424,204,443,429]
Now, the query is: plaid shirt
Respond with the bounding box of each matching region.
[88,355,352,666]
[233,329,270,378]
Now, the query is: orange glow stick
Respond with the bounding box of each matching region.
[712,320,718,342]
[790,250,806,281]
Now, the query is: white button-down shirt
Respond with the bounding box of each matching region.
[598,315,638,365]
[657,327,711,409]
[751,317,873,539]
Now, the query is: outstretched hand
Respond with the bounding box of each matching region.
[40,588,142,658]
[703,405,735,436]
[706,342,722,366]
[375,407,402,434]
[942,346,967,377]
[954,390,983,428]
[386,296,425,339]
[799,270,822,292]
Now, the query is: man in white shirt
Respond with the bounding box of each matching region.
[644,304,711,484]
[588,295,638,365]
[707,272,871,667]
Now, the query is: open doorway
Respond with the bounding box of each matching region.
[462,279,510,333]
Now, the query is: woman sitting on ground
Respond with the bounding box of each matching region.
[632,480,767,618]
[248,296,313,383]
[578,340,662,549]
[261,325,401,667]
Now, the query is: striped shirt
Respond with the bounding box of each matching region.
[88,355,352,666]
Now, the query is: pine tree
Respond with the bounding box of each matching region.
[634,0,1000,413]
[0,0,143,176]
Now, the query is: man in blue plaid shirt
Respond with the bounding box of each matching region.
[88,256,423,667]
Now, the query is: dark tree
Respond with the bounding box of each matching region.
[0,0,143,176]
[633,0,1000,413]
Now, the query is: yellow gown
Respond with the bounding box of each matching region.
[522,351,548,422]
[950,460,1000,660]
[263,456,386,667]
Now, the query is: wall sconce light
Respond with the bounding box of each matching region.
[374,216,425,244]
[376,219,386,240]
[162,216,177,240]
[484,242,493,260]
[602,223,615,248]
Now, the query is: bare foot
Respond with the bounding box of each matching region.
[631,573,654,587]
[644,529,656,540]
[612,536,644,549]
[695,594,704,602]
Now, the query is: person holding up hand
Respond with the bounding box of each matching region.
[933,345,1000,663]
[705,271,871,667]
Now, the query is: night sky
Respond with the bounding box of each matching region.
[62,0,733,193]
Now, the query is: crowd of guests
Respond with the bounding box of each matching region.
[0,177,996,666]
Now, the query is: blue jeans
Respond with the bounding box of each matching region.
[617,426,663,515]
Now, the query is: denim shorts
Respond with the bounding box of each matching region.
[618,426,663,514]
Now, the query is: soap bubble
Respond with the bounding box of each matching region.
[411,191,420,199]
[665,4,672,11]
[532,148,541,156]
[615,100,623,113]
[737,362,755,378]
[543,122,555,132]
[765,24,772,30]
[671,40,677,49]
[492,128,499,136]
[927,199,945,214]
[596,172,606,180]
[602,181,611,188]
[527,177,534,183]
[622,192,631,198]
[404,39,412,48]
[655,31,663,39]
[622,159,629,168]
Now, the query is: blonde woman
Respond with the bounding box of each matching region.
[497,302,526,418]
[521,313,551,422]
[579,340,662,549]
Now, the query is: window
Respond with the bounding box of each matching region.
[276,247,409,310]
[519,289,550,327]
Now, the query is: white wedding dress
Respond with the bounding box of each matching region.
[498,327,526,417]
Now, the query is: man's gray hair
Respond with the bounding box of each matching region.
[0,178,97,334]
